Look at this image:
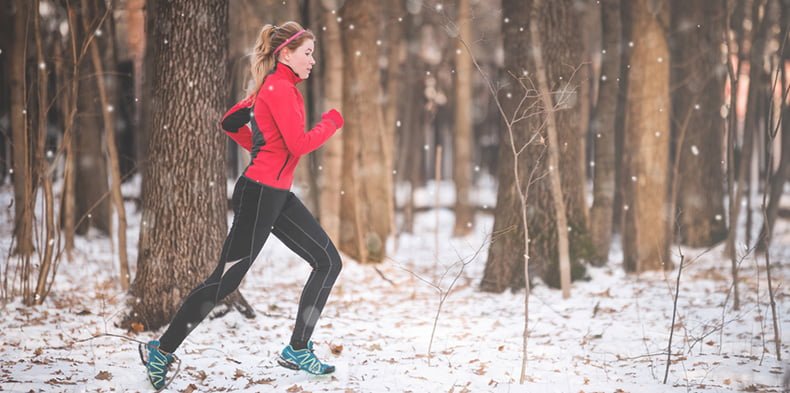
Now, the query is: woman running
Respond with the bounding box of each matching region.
[143,21,344,390]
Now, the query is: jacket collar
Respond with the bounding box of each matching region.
[274,62,303,85]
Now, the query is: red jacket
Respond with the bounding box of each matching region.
[221,64,343,190]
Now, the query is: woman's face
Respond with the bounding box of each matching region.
[281,39,315,79]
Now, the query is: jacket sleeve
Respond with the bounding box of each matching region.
[264,82,339,157]
[220,95,255,152]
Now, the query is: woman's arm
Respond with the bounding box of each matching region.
[266,83,343,156]
[220,95,255,152]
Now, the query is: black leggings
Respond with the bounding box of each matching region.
[158,175,342,354]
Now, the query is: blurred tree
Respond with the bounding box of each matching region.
[480,0,533,292]
[758,0,790,250]
[396,8,427,234]
[126,0,145,181]
[727,0,774,257]
[482,0,590,291]
[589,0,621,266]
[126,0,242,330]
[0,2,10,185]
[622,0,671,272]
[452,0,475,237]
[72,0,111,235]
[670,0,728,247]
[317,0,344,243]
[339,0,391,263]
[526,0,591,288]
[10,0,34,256]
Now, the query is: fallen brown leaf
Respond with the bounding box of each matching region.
[95,371,112,381]
[130,322,145,334]
[330,343,344,355]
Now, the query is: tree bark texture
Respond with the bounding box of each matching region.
[128,0,230,330]
[622,0,671,272]
[480,0,532,293]
[339,0,390,263]
[589,0,621,266]
[526,0,591,288]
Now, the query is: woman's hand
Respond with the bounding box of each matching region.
[322,109,344,129]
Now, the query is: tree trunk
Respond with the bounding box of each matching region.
[612,0,632,234]
[480,0,533,293]
[0,2,11,186]
[73,1,111,236]
[32,0,56,305]
[60,2,80,259]
[381,0,401,242]
[757,0,790,250]
[452,0,475,237]
[525,0,590,288]
[10,0,34,257]
[396,10,425,235]
[529,0,574,298]
[126,0,231,331]
[127,0,145,184]
[318,0,344,243]
[671,0,728,247]
[589,0,621,266]
[339,0,390,263]
[727,0,773,257]
[81,0,130,289]
[622,0,671,272]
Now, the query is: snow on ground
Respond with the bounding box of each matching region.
[1,180,789,392]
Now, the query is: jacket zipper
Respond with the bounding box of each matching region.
[276,155,290,181]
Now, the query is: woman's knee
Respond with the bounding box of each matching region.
[323,244,342,277]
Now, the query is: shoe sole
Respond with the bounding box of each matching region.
[277,355,301,370]
[276,355,336,375]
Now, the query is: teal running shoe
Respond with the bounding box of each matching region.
[278,342,335,375]
[143,340,174,390]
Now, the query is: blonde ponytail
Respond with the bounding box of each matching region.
[248,21,315,96]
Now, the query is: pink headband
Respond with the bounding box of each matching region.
[274,29,306,55]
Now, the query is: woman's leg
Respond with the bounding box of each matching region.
[272,192,343,350]
[158,177,289,354]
